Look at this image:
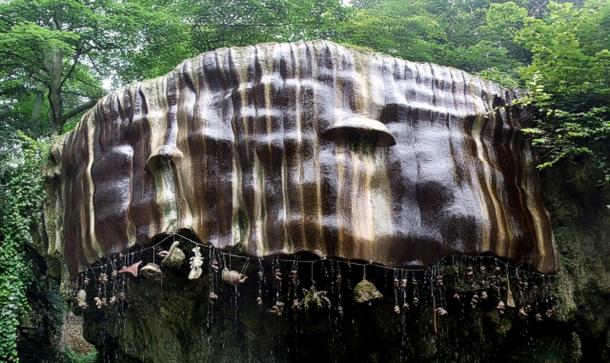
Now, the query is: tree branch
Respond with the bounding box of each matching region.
[60,90,97,98]
[87,54,104,76]
[46,88,60,126]
[60,50,81,89]
[0,62,48,84]
[0,50,48,74]
[62,99,98,121]
[70,75,102,91]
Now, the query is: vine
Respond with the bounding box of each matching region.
[0,132,48,361]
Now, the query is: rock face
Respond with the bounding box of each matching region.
[45,40,557,276]
[72,160,609,363]
[77,163,609,363]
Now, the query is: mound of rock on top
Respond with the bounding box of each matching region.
[44,40,557,276]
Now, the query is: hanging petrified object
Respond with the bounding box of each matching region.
[118,261,142,277]
[435,307,448,316]
[481,291,488,300]
[506,278,516,308]
[292,299,302,312]
[274,269,282,281]
[270,301,285,316]
[94,296,107,309]
[302,286,331,311]
[518,307,528,319]
[221,267,247,286]
[471,294,480,308]
[256,264,264,306]
[98,272,108,284]
[109,296,117,305]
[140,263,162,279]
[497,300,506,314]
[394,305,401,315]
[353,279,383,304]
[77,289,87,309]
[158,241,185,268]
[290,269,298,278]
[188,247,203,279]
[210,259,219,272]
[434,275,443,287]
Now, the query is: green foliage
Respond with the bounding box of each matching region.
[517,1,610,182]
[342,0,445,62]
[64,349,98,363]
[177,0,349,52]
[517,1,610,111]
[341,0,533,86]
[519,78,610,182]
[0,132,48,361]
[0,0,192,131]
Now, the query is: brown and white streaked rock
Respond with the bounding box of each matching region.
[44,40,557,276]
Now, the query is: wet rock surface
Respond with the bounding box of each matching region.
[46,40,556,276]
[74,160,609,363]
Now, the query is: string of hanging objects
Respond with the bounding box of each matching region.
[70,232,559,330]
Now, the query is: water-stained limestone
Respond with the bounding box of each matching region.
[45,40,557,276]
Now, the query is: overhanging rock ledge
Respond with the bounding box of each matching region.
[44,40,558,276]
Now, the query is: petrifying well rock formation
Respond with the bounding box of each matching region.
[44,40,557,276]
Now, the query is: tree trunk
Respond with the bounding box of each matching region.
[47,49,63,130]
[29,89,44,136]
[30,90,43,124]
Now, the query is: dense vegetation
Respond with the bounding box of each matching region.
[0,0,608,361]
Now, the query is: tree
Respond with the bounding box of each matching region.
[342,0,536,85]
[0,0,188,133]
[342,0,445,62]
[517,0,610,181]
[177,0,349,53]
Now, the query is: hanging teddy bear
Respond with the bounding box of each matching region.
[188,247,203,280]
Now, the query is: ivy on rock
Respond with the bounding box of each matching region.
[0,133,48,361]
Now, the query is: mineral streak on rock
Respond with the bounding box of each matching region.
[44,40,557,276]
